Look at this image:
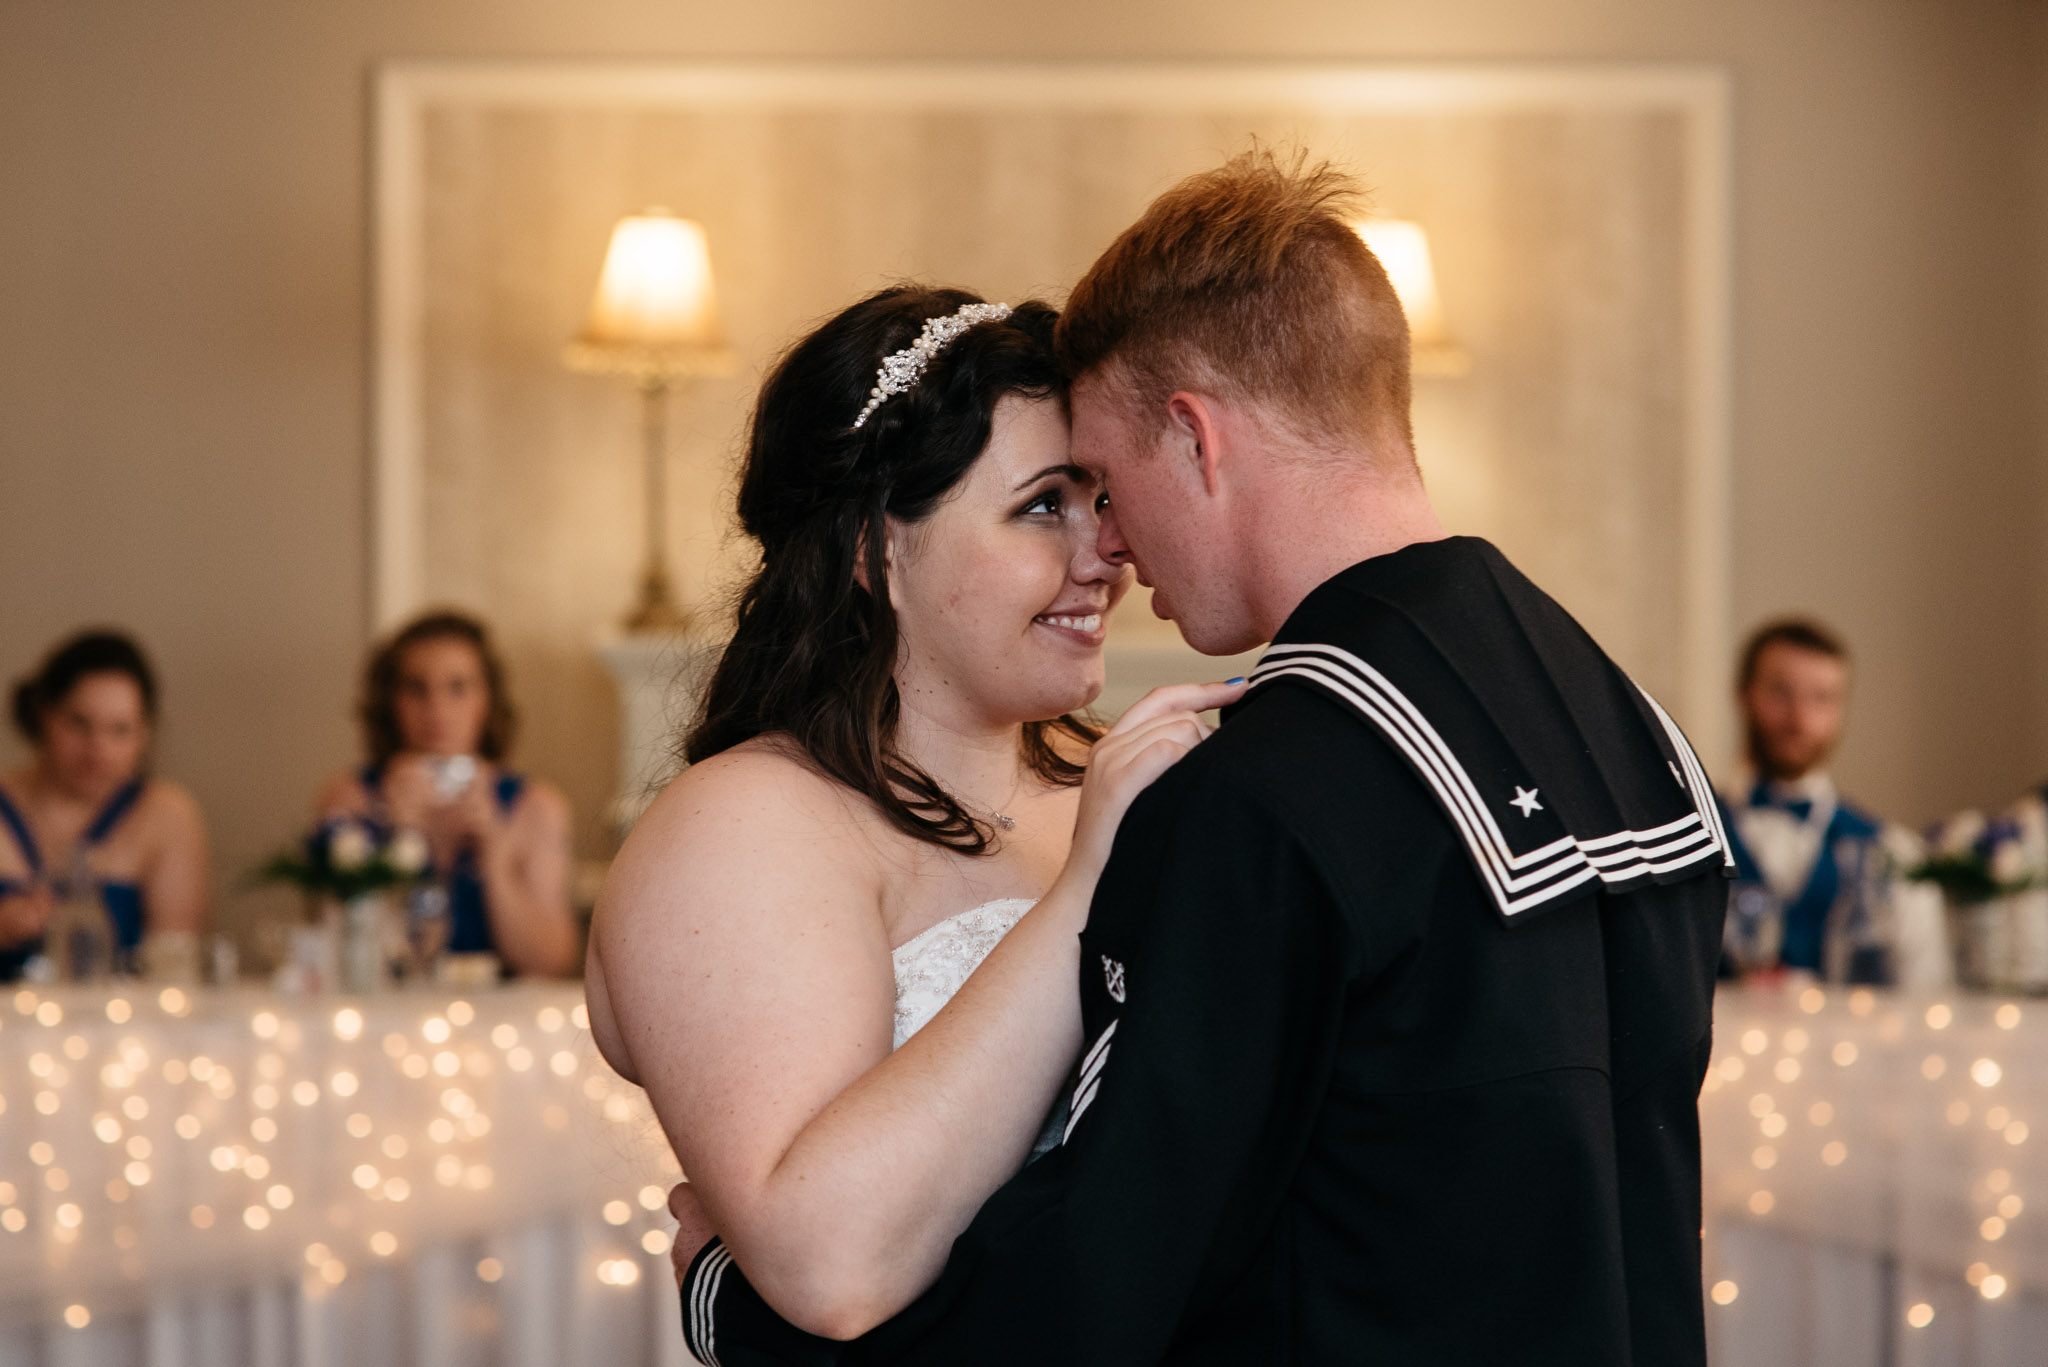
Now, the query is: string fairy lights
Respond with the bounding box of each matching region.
[0,984,680,1335]
[1702,986,2040,1330]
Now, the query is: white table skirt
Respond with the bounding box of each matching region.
[0,1216,692,1367]
[0,983,688,1367]
[17,977,2043,1366]
[1704,984,2048,1366]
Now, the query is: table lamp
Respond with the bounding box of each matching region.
[1354,219,1469,378]
[566,209,736,632]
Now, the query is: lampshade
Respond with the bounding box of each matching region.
[565,210,736,379]
[1353,218,1469,378]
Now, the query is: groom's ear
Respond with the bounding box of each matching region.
[1165,391,1227,498]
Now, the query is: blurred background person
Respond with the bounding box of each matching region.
[1721,618,1903,984]
[315,610,576,977]
[0,630,209,981]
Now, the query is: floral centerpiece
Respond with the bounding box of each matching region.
[250,819,431,902]
[1907,803,2048,992]
[1904,811,2044,904]
[250,821,432,993]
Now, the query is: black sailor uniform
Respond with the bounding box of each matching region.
[682,536,1730,1367]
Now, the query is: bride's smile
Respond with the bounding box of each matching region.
[1031,612,1106,645]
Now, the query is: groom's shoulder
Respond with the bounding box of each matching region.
[1160,672,1450,854]
[1105,678,1460,956]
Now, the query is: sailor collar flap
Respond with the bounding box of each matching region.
[1245,541,1733,924]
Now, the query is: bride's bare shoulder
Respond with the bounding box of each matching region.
[604,736,880,914]
[661,735,865,830]
[590,737,895,1089]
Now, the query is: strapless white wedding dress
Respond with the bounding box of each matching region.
[890,897,1036,1048]
[890,897,1065,1158]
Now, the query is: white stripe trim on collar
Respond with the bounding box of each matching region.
[688,1242,732,1367]
[1636,685,1736,870]
[1249,644,1727,918]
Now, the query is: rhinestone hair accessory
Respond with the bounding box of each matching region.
[852,302,1013,428]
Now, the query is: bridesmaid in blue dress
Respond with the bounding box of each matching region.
[0,631,210,980]
[314,611,576,977]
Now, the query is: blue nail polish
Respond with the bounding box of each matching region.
[1225,677,1246,686]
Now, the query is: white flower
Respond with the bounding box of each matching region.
[2011,797,2048,871]
[1990,838,2029,887]
[328,822,372,871]
[1938,810,1988,857]
[386,828,431,876]
[1879,822,1927,870]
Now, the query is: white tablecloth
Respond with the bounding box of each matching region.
[0,983,687,1367]
[17,977,2043,1366]
[1704,983,2048,1366]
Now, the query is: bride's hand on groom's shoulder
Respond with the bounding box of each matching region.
[1069,679,1249,879]
[667,1179,718,1287]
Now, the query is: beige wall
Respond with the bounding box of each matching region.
[2,0,2043,951]
[401,81,1713,860]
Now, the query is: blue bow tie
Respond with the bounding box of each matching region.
[1748,785,1814,822]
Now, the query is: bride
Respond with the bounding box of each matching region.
[585,285,1243,1340]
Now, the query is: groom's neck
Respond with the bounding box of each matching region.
[1241,461,1447,640]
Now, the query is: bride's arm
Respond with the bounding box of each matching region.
[593,748,1071,1339]
[593,685,1241,1340]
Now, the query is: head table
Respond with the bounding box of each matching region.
[7,977,2048,1367]
[0,982,688,1367]
[1703,981,2048,1367]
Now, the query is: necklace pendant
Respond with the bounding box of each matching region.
[991,812,1016,831]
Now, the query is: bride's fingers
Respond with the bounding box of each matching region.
[1106,678,1249,734]
[1116,733,1205,784]
[1093,711,1209,765]
[1113,679,1245,731]
[1092,714,1211,776]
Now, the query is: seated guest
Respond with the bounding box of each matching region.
[1721,618,1894,983]
[0,631,209,980]
[315,611,576,977]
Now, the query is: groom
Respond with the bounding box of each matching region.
[680,150,1729,1366]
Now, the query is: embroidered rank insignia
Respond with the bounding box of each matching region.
[1064,1018,1117,1145]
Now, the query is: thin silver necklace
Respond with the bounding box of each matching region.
[960,797,1017,831]
[960,774,1025,831]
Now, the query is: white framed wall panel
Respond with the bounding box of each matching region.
[372,61,1732,844]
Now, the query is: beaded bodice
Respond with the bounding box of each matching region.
[889,898,1035,1050]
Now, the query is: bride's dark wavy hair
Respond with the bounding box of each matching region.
[685,285,1099,854]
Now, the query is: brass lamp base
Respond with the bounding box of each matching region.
[624,564,692,634]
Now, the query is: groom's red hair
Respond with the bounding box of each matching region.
[1057,146,1414,463]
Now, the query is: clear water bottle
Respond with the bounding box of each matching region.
[49,850,117,984]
